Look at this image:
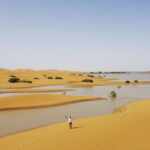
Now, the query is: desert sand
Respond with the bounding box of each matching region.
[0,94,103,110]
[0,69,126,89]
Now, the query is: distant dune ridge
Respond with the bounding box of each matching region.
[0,69,117,89]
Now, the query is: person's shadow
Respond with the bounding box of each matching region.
[71,126,82,130]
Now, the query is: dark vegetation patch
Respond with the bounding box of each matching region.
[34,77,39,80]
[55,76,63,80]
[109,91,117,99]
[134,80,139,83]
[21,80,32,84]
[82,79,94,83]
[87,74,95,78]
[125,80,130,84]
[8,77,32,84]
[47,76,53,79]
[8,77,20,83]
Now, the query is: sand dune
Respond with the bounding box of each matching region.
[0,69,118,89]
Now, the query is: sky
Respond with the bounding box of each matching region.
[0,0,150,71]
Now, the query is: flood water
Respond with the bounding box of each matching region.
[0,73,150,137]
[106,72,150,80]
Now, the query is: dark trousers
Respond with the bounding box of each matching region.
[69,122,72,129]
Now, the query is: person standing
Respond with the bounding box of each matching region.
[66,115,73,129]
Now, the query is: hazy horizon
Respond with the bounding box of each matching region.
[0,67,149,72]
[0,0,150,71]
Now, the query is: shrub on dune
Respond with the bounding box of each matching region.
[55,77,63,80]
[125,80,130,84]
[26,80,32,84]
[34,77,39,80]
[21,80,32,84]
[87,75,95,78]
[8,77,20,83]
[134,80,139,83]
[81,79,94,83]
[109,91,117,100]
[48,76,53,79]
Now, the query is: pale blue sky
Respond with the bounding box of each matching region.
[0,0,150,71]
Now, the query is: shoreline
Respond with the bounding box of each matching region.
[1,99,150,150]
[0,88,73,94]
[0,98,108,138]
[1,79,150,90]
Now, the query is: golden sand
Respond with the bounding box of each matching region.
[0,69,118,89]
[0,69,70,89]
[0,94,102,110]
[0,100,150,149]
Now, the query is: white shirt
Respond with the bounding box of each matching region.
[68,118,72,123]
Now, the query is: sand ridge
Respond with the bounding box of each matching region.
[0,94,104,110]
